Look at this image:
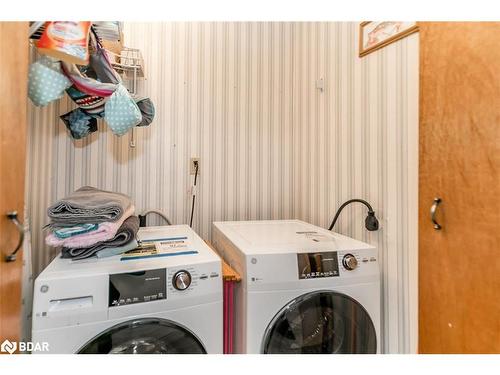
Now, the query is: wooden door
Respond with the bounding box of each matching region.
[0,22,28,350]
[419,22,500,353]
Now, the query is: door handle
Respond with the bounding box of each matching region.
[4,211,25,262]
[430,198,442,230]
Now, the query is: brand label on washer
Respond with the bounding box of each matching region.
[122,236,197,260]
[156,238,190,252]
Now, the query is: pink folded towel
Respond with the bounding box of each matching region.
[46,204,135,248]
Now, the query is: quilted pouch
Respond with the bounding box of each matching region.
[135,97,155,127]
[28,56,71,107]
[104,84,142,136]
[60,108,98,140]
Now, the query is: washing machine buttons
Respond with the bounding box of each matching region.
[342,254,358,271]
[173,270,192,290]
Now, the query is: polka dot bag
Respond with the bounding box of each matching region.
[104,84,143,136]
[28,56,72,107]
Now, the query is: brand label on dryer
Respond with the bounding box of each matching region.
[296,231,335,242]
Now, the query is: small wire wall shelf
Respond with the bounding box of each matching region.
[108,47,145,96]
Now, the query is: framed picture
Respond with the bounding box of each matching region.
[359,21,419,57]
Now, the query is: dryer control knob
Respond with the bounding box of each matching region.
[173,270,192,290]
[342,254,358,271]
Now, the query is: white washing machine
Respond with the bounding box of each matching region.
[32,225,222,354]
[212,220,380,354]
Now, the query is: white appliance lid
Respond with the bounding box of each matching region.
[38,225,220,279]
[213,220,374,255]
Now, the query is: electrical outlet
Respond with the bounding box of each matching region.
[190,158,200,175]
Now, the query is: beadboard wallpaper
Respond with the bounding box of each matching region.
[25,22,418,353]
[291,23,419,354]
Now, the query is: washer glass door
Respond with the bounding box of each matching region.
[262,291,376,354]
[78,318,206,354]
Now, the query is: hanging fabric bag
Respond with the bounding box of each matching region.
[28,55,72,107]
[60,61,116,98]
[60,28,122,118]
[88,27,122,85]
[60,108,98,139]
[104,84,143,136]
[135,97,155,127]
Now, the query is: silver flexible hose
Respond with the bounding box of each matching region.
[141,210,172,226]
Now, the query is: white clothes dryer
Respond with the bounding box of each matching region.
[212,220,380,354]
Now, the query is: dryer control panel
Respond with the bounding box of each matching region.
[297,252,339,279]
[297,251,374,279]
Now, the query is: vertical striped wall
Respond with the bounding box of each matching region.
[25,22,418,353]
[291,23,419,354]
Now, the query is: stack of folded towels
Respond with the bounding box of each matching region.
[45,186,139,260]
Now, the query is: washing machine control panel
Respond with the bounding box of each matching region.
[109,268,167,307]
[166,263,220,297]
[108,263,220,306]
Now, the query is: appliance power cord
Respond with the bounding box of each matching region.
[328,198,379,232]
[189,161,199,228]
